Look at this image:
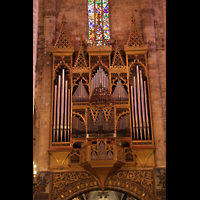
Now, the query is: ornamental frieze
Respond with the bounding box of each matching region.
[52,171,94,198]
[106,170,154,198]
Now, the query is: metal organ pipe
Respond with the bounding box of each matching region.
[133,76,139,139]
[130,86,135,140]
[57,75,61,142]
[130,66,151,141]
[144,81,150,140]
[64,80,68,142]
[53,85,57,142]
[52,69,72,143]
[67,89,70,142]
[136,65,143,140]
[140,70,146,140]
[60,69,65,142]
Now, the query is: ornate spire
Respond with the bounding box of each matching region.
[111,38,125,67]
[74,39,88,69]
[52,14,73,50]
[125,13,146,47]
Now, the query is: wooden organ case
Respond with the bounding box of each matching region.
[48,15,156,195]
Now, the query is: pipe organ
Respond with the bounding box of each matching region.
[130,65,151,140]
[48,15,157,186]
[51,32,152,147]
[91,66,110,96]
[52,69,71,142]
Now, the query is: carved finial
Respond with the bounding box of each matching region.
[80,37,83,47]
[111,37,125,67]
[62,14,66,23]
[125,13,146,47]
[52,14,73,49]
[74,38,88,69]
[131,12,135,23]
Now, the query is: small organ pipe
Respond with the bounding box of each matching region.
[64,80,68,142]
[136,65,143,140]
[60,69,65,142]
[140,70,146,140]
[130,86,135,140]
[144,81,150,140]
[133,76,139,139]
[67,89,70,142]
[57,75,61,142]
[53,85,57,142]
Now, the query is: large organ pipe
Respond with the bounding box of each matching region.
[130,86,135,140]
[67,89,70,142]
[144,81,150,140]
[140,70,146,140]
[136,65,143,140]
[53,85,57,142]
[64,80,68,142]
[133,76,139,139]
[60,69,65,142]
[57,75,61,142]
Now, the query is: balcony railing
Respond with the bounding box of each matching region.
[79,143,125,164]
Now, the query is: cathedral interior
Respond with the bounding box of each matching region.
[33,0,166,200]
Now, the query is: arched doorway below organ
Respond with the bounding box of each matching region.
[71,190,139,200]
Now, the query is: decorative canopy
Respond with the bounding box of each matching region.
[51,14,74,53]
[89,84,114,105]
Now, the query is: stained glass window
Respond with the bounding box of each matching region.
[88,0,110,46]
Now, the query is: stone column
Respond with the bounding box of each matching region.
[43,0,57,52]
[37,0,57,171]
[140,0,166,167]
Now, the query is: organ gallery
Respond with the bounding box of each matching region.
[33,0,166,200]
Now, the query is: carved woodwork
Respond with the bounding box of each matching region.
[48,12,157,200]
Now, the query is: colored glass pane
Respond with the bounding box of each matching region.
[88,0,110,45]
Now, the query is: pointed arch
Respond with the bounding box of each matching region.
[129,61,147,79]
[91,61,109,78]
[72,111,86,128]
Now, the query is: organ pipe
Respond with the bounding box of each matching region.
[57,75,61,142]
[52,68,72,143]
[67,89,70,142]
[140,70,146,140]
[144,81,150,140]
[90,67,110,95]
[60,69,65,142]
[64,80,68,142]
[130,86,135,140]
[130,67,151,141]
[136,65,143,140]
[53,85,57,142]
[133,76,139,139]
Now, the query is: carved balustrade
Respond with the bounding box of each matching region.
[79,143,126,164]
